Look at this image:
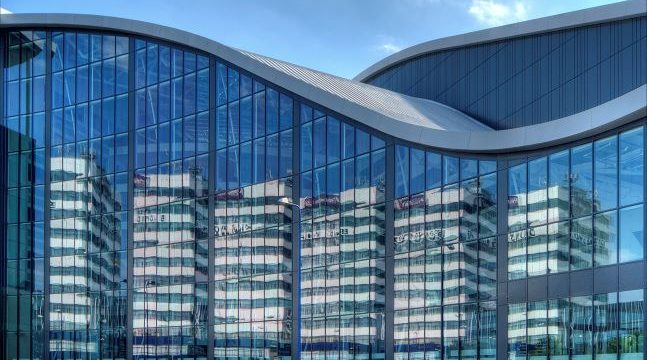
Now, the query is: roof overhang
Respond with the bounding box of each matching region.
[354,0,646,83]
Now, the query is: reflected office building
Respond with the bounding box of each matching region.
[1,1,646,359]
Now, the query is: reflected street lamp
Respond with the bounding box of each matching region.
[277,196,302,359]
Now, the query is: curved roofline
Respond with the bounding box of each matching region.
[354,0,646,82]
[1,12,645,153]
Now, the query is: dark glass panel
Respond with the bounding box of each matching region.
[395,145,409,198]
[313,118,326,168]
[327,117,340,163]
[426,151,441,190]
[619,127,644,206]
[571,144,593,218]
[594,135,618,212]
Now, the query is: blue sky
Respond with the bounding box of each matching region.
[1,0,626,79]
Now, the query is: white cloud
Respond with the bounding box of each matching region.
[374,35,403,55]
[468,0,528,26]
[0,7,13,14]
[378,43,403,54]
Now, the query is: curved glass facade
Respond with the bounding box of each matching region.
[364,16,647,130]
[1,16,646,360]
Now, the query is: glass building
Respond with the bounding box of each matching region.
[0,1,645,359]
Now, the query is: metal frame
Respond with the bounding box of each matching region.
[0,29,6,360]
[42,31,52,359]
[207,54,217,360]
[126,36,136,359]
[291,100,302,360]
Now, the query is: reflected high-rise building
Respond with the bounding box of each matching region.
[1,2,646,360]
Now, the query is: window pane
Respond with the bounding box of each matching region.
[326,117,340,163]
[619,127,643,206]
[527,226,547,276]
[342,123,354,159]
[548,151,570,223]
[443,156,459,184]
[548,221,570,274]
[508,303,526,360]
[570,296,593,360]
[410,148,425,195]
[461,158,477,180]
[426,152,441,190]
[548,299,569,360]
[619,204,643,263]
[571,144,593,218]
[594,292,619,360]
[528,157,547,226]
[508,164,527,233]
[619,290,643,360]
[313,118,326,168]
[527,301,548,360]
[479,173,497,238]
[594,136,618,212]
[570,216,592,270]
[395,146,409,198]
[594,210,618,266]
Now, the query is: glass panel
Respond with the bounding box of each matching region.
[619,204,643,263]
[571,216,593,270]
[594,136,618,212]
[527,225,547,276]
[548,299,569,360]
[411,148,425,195]
[426,152,442,190]
[619,127,643,206]
[571,144,593,218]
[595,210,619,266]
[508,303,526,360]
[527,301,548,360]
[594,292,619,360]
[619,290,644,360]
[571,296,593,360]
[528,157,547,226]
[508,163,527,233]
[548,151,570,223]
[395,145,409,198]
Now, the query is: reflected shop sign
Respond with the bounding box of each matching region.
[394,193,426,210]
[303,195,341,209]
[394,228,443,245]
[508,227,593,246]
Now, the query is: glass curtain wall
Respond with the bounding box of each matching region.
[507,126,645,280]
[3,30,47,360]
[212,62,294,359]
[48,31,130,358]
[299,104,387,359]
[393,146,497,360]
[508,290,644,360]
[132,39,210,357]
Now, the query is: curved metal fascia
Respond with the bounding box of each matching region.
[354,0,646,82]
[1,13,645,153]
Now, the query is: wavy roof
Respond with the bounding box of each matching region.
[1,10,645,152]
